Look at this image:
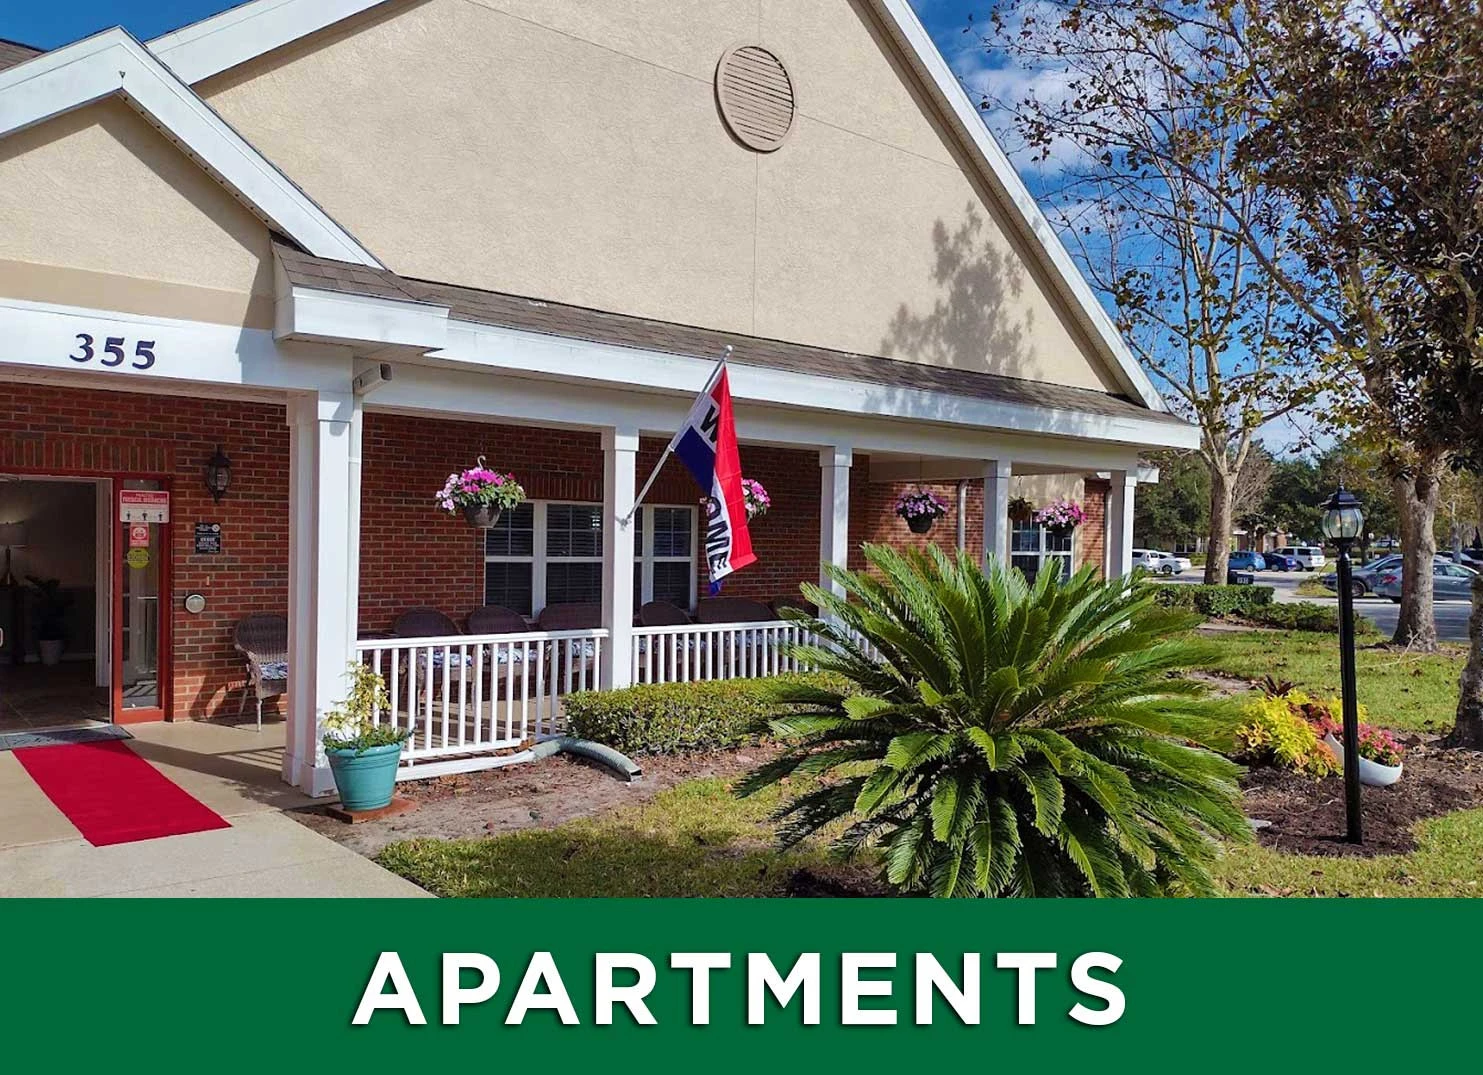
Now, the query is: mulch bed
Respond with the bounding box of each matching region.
[1242,736,1483,856]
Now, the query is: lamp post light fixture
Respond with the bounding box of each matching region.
[1321,484,1365,844]
[205,445,232,503]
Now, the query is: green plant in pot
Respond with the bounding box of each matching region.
[321,662,411,812]
[25,576,72,667]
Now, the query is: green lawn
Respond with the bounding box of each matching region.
[1197,629,1466,733]
[378,629,1477,898]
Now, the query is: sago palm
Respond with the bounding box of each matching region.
[738,545,1249,897]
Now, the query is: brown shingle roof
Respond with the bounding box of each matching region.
[274,243,1183,425]
[0,39,42,72]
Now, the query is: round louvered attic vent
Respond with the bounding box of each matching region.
[715,44,796,152]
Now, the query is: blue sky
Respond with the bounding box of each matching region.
[1,2,978,52]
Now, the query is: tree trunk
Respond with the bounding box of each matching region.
[1443,571,1483,748]
[1392,460,1441,650]
[1204,467,1234,585]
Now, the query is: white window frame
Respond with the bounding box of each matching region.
[483,500,697,617]
[636,504,700,610]
[1010,519,1077,581]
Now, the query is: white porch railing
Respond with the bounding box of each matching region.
[631,620,816,685]
[355,629,608,780]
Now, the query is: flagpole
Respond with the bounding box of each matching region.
[622,345,732,525]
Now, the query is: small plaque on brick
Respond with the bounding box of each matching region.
[194,522,222,555]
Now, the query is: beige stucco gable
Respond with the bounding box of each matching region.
[0,98,275,328]
[196,0,1121,393]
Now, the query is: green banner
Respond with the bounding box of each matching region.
[3,898,1465,1068]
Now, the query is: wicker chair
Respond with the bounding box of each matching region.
[467,604,532,698]
[638,600,692,627]
[392,607,468,699]
[466,604,529,635]
[695,597,776,624]
[233,613,288,731]
[536,603,602,690]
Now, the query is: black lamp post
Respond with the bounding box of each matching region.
[205,446,232,503]
[1321,484,1365,844]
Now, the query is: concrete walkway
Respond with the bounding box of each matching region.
[0,720,427,898]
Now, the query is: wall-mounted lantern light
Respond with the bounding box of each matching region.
[205,445,233,503]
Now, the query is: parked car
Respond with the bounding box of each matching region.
[1228,550,1266,571]
[1320,554,1402,598]
[1373,558,1479,602]
[1132,548,1193,575]
[1264,551,1300,572]
[1274,545,1327,571]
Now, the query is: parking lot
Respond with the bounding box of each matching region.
[1160,569,1474,642]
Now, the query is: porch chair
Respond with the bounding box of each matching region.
[391,606,471,699]
[233,613,288,731]
[694,597,776,624]
[467,604,534,698]
[695,597,778,678]
[535,603,602,692]
[636,601,697,683]
[638,600,692,627]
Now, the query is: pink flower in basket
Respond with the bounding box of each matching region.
[436,460,527,514]
[1033,499,1087,530]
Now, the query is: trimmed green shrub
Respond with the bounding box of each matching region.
[1149,582,1275,617]
[1235,601,1380,636]
[564,673,843,756]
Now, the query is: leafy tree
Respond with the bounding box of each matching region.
[1239,0,1483,725]
[739,546,1249,897]
[1134,450,1210,549]
[1260,457,1323,542]
[978,0,1325,585]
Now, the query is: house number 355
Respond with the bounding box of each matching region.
[70,333,156,370]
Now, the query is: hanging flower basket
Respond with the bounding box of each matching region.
[742,478,770,521]
[436,457,527,529]
[1008,496,1037,523]
[1033,498,1087,537]
[462,504,502,528]
[700,477,771,523]
[896,489,948,534]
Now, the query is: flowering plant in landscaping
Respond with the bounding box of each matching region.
[1302,698,1404,767]
[435,460,527,514]
[1033,498,1087,531]
[894,488,948,520]
[1235,690,1339,778]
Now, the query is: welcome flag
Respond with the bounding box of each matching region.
[671,363,756,587]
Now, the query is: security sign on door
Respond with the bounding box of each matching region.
[119,490,170,524]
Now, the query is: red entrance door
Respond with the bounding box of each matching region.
[112,481,171,724]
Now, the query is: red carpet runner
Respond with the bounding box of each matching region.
[15,740,230,847]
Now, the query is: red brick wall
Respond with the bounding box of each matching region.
[1,382,289,720]
[2,390,1115,720]
[1081,478,1109,579]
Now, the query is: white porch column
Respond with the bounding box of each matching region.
[982,459,1012,569]
[819,446,852,596]
[284,391,358,795]
[1106,469,1137,579]
[601,426,638,690]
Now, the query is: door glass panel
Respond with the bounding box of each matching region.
[120,480,163,710]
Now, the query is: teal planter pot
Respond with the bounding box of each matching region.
[326,742,404,812]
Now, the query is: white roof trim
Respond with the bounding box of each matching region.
[866,0,1165,411]
[149,0,381,84]
[432,318,1198,451]
[0,27,381,267]
[146,0,1167,412]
